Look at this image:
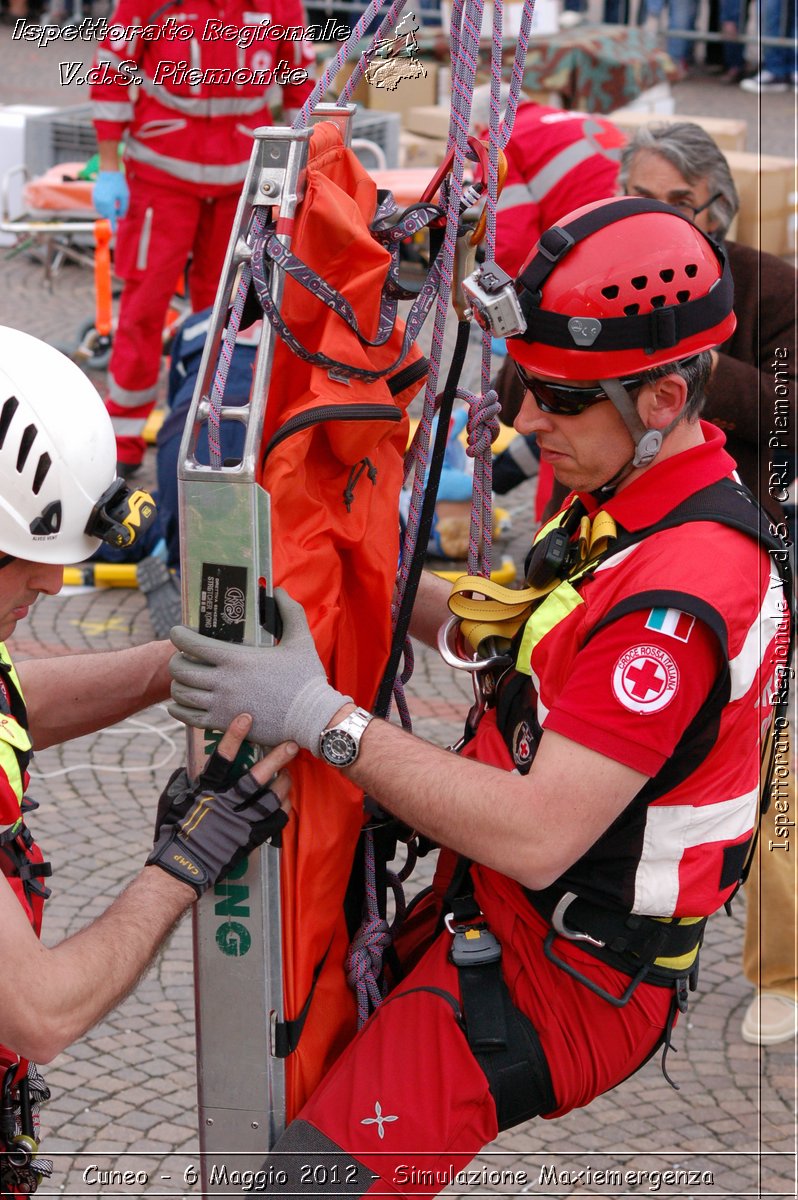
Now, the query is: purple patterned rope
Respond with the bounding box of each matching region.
[206,208,267,470]
[346,837,391,1022]
[396,0,483,609]
[294,0,410,130]
[461,387,501,576]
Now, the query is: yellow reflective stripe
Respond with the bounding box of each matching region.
[515,580,585,676]
[655,915,705,925]
[0,716,31,753]
[0,642,23,699]
[0,738,25,806]
[0,644,29,805]
[654,944,700,971]
[651,915,704,971]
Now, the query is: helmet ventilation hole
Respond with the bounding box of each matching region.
[32,453,52,496]
[659,269,674,282]
[624,303,640,316]
[0,397,19,449]
[16,424,37,473]
[677,290,691,303]
[601,285,620,299]
[685,264,698,278]
[631,276,647,290]
[650,295,666,308]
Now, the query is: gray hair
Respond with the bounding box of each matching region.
[469,83,516,133]
[619,122,739,239]
[641,350,714,420]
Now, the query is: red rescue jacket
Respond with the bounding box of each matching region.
[90,0,315,194]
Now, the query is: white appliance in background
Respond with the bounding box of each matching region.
[0,104,56,242]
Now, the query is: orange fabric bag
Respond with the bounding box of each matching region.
[257,122,427,1116]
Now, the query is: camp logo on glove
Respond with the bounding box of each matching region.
[166,850,204,881]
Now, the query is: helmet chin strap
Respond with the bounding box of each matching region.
[597,376,680,492]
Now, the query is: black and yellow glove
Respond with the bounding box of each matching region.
[147,747,288,896]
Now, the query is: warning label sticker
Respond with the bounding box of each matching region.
[199,563,248,643]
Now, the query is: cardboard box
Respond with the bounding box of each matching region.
[404,104,452,141]
[441,0,559,37]
[399,131,449,169]
[725,150,796,257]
[609,83,674,118]
[327,56,438,120]
[610,108,746,152]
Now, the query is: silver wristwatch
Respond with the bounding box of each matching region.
[319,707,374,767]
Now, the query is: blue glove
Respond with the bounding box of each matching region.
[93,171,130,230]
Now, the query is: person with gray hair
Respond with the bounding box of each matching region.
[620,121,796,528]
[619,121,738,239]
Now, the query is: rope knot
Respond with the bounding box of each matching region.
[465,389,502,459]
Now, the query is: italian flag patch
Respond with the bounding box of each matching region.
[645,607,696,642]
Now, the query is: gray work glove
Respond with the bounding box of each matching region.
[169,588,350,755]
[147,741,290,895]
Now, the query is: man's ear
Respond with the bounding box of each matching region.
[638,373,688,430]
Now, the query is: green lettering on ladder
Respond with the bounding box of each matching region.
[214,883,250,918]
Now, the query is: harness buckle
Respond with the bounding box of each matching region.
[448,917,503,969]
[550,891,606,948]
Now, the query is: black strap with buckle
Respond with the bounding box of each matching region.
[445,889,556,1129]
[448,897,507,1051]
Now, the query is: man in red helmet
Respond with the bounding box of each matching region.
[167,198,791,1196]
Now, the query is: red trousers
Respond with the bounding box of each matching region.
[107,167,240,467]
[267,871,675,1197]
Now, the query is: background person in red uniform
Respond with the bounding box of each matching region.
[482,92,626,517]
[168,198,790,1196]
[90,0,315,474]
[471,91,627,277]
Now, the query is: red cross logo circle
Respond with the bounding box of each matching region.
[612,644,679,714]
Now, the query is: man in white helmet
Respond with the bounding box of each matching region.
[0,327,296,1196]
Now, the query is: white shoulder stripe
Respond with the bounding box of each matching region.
[729,564,787,702]
[634,786,758,915]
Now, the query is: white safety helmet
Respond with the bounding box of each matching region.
[0,327,154,565]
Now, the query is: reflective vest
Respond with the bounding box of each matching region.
[90,0,315,194]
[475,485,788,920]
[0,645,50,1080]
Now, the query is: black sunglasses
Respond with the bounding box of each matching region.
[512,361,645,416]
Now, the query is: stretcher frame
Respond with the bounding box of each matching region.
[177,104,356,1196]
[0,163,97,281]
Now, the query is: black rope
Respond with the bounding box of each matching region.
[372,319,471,719]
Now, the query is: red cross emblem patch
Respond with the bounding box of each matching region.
[612,644,679,714]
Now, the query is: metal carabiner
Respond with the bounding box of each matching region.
[419,137,507,236]
[437,615,512,674]
[550,892,606,948]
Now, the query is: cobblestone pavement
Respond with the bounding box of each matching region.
[0,20,796,1200]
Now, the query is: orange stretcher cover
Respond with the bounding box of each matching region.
[22,163,95,214]
[257,122,427,1118]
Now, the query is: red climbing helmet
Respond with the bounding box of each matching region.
[508,196,736,381]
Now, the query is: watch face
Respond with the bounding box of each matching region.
[321,728,358,766]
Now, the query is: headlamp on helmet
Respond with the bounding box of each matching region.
[86,479,157,549]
